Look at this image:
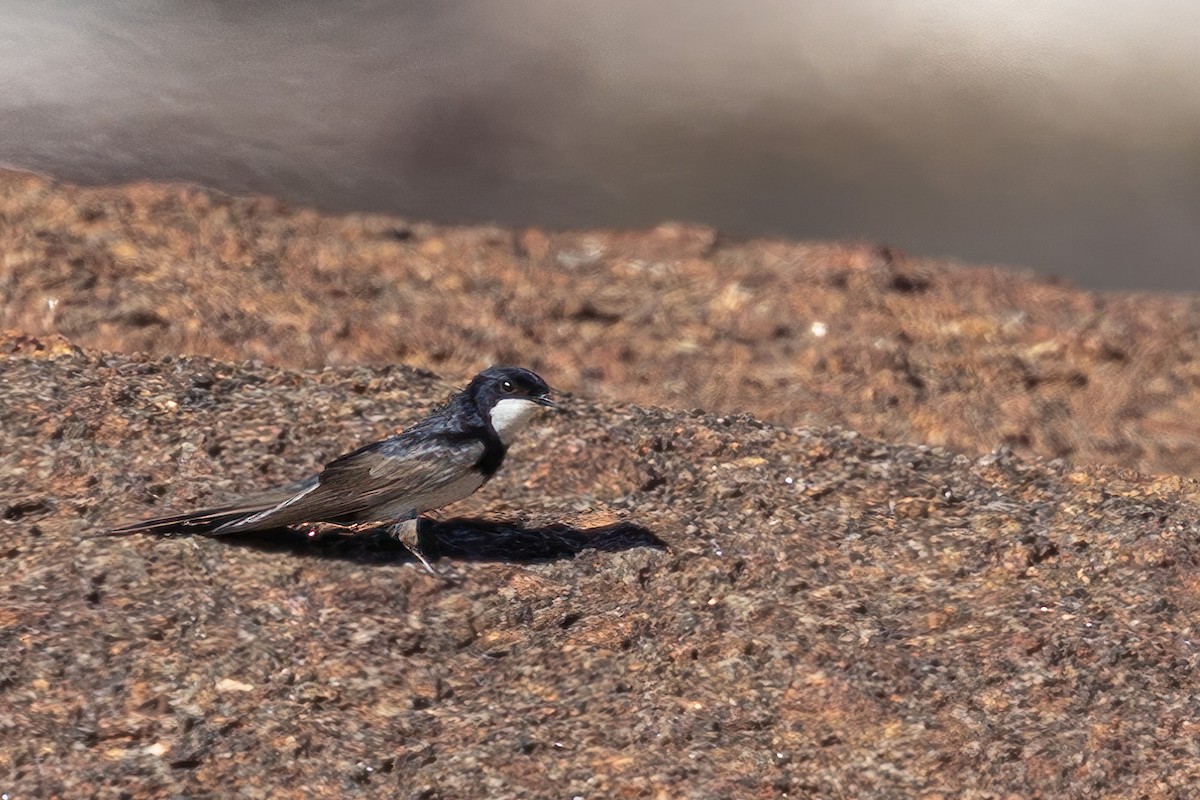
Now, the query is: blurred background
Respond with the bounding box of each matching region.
[2,0,1197,291]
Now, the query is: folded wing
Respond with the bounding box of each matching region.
[211,434,486,533]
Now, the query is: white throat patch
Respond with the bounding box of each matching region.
[490,397,541,445]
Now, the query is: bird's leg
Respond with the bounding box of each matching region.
[387,518,459,582]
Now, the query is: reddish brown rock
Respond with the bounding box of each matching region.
[4,171,1200,478]
[2,341,1200,797]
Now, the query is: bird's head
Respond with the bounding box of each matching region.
[467,366,556,443]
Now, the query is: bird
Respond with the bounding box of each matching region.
[109,366,557,574]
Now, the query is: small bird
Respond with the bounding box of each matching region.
[110,366,557,574]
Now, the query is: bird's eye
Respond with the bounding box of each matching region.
[501,380,514,393]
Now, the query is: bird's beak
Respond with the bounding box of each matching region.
[533,394,557,408]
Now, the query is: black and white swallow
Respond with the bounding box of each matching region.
[109,366,556,573]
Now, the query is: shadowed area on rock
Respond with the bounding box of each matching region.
[152,517,666,565]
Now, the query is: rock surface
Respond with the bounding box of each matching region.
[4,171,1200,797]
[3,337,1200,798]
[4,170,1200,478]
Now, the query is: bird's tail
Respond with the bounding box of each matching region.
[108,478,318,536]
[108,505,268,535]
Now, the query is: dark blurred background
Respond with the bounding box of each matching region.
[3,0,1198,290]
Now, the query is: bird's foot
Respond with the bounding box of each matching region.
[409,546,464,585]
[387,519,461,584]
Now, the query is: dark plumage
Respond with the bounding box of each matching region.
[109,367,555,569]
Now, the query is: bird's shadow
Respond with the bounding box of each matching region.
[210,517,667,565]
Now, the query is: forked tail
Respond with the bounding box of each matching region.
[108,478,318,536]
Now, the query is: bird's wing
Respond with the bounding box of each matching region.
[214,434,486,532]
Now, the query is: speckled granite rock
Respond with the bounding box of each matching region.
[4,171,1200,479]
[3,338,1199,798]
